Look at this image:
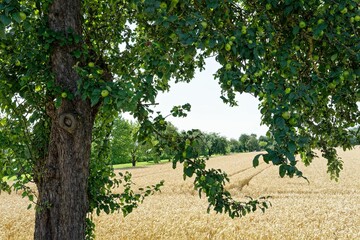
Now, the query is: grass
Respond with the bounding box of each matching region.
[112,159,170,169]
[1,161,170,182]
[1,147,360,239]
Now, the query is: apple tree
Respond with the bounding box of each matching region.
[0,0,359,239]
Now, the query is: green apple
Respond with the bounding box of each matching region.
[170,33,177,43]
[225,63,232,70]
[200,175,206,181]
[35,85,42,92]
[19,12,27,21]
[285,87,291,94]
[355,15,360,22]
[317,19,325,25]
[266,3,271,11]
[328,81,337,89]
[61,92,67,98]
[88,62,95,68]
[97,69,104,74]
[289,118,297,126]
[241,74,248,82]
[241,26,247,34]
[230,36,236,41]
[225,43,231,51]
[160,2,167,9]
[299,21,306,28]
[101,89,109,97]
[0,43,5,48]
[282,111,291,120]
[200,21,208,29]
[20,76,28,81]
[130,3,137,10]
[88,74,94,79]
[340,7,347,14]
[312,55,319,61]
[15,60,21,66]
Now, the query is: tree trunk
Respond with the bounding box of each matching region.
[34,1,93,239]
[131,152,137,167]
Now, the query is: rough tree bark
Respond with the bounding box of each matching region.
[34,1,93,239]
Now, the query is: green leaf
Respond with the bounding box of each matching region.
[12,12,22,23]
[292,26,300,35]
[0,22,5,39]
[287,141,296,153]
[279,164,287,178]
[262,153,271,164]
[0,15,11,26]
[253,154,262,167]
[73,49,82,58]
[91,95,100,107]
[103,205,110,214]
[184,166,194,178]
[331,54,338,61]
[274,117,285,129]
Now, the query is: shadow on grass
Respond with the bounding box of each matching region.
[112,159,170,170]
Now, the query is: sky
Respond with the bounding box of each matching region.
[151,57,269,139]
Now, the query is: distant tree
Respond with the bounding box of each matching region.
[258,135,273,150]
[229,138,241,153]
[238,134,251,152]
[110,117,133,164]
[210,134,229,155]
[110,117,165,166]
[349,127,360,146]
[156,122,179,160]
[246,134,260,152]
[200,132,216,156]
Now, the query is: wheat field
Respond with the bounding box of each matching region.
[1,147,360,240]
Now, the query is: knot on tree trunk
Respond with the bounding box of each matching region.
[59,113,77,134]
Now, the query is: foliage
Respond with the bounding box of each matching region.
[238,134,270,152]
[109,117,134,164]
[87,110,164,239]
[246,134,260,152]
[349,127,360,145]
[0,0,359,238]
[228,138,242,153]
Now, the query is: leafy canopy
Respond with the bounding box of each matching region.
[0,0,359,230]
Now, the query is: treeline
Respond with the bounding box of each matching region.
[350,127,360,145]
[109,117,274,166]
